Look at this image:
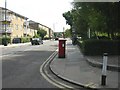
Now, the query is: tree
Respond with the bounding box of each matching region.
[37,28,47,40]
[63,11,73,26]
[63,2,120,40]
[64,29,72,38]
[83,2,120,39]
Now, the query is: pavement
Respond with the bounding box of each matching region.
[50,39,119,89]
[1,39,119,89]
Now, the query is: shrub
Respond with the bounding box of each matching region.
[21,37,30,43]
[1,37,11,45]
[33,35,40,38]
[113,36,120,40]
[78,39,119,55]
[97,36,111,40]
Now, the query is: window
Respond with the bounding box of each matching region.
[16,24,18,30]
[16,15,18,20]
[21,25,23,30]
[13,15,15,19]
[10,24,13,27]
[21,18,22,21]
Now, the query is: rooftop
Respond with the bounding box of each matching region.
[0,7,28,20]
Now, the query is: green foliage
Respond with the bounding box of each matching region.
[57,32,63,37]
[33,34,40,38]
[78,39,119,55]
[0,37,11,45]
[63,2,120,40]
[54,32,63,38]
[54,33,57,38]
[63,11,73,26]
[21,37,30,43]
[37,28,47,39]
[64,29,72,38]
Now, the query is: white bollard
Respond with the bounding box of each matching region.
[101,53,108,86]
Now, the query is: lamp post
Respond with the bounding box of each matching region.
[4,0,7,46]
[63,27,65,38]
[53,22,57,39]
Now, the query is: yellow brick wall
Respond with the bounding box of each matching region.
[28,28,37,37]
[10,14,25,39]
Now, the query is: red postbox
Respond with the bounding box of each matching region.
[58,39,66,58]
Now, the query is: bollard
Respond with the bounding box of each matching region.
[101,53,108,86]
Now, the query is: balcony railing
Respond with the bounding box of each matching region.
[0,17,12,22]
[0,28,12,34]
[24,29,31,34]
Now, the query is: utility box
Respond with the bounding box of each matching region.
[58,39,66,58]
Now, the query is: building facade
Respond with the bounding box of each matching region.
[28,20,54,39]
[28,20,38,37]
[39,23,54,39]
[0,7,54,44]
[0,7,28,42]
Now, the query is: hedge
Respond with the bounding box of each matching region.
[0,37,31,45]
[77,39,120,55]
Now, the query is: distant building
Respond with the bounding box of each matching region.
[27,20,39,37]
[39,23,54,39]
[28,20,53,38]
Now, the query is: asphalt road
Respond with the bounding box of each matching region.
[2,40,59,88]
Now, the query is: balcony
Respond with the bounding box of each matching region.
[0,28,12,34]
[0,17,11,24]
[24,28,30,34]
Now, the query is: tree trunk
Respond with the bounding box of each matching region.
[107,32,110,39]
[111,32,115,40]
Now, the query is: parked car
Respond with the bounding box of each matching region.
[55,37,59,40]
[12,38,21,43]
[31,38,43,45]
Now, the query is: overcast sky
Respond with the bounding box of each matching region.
[0,0,73,32]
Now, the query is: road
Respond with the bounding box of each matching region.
[2,40,59,88]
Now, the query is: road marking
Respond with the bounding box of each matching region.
[40,49,73,89]
[23,48,32,51]
[40,50,64,88]
[85,82,96,88]
[0,55,10,58]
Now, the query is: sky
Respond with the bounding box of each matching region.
[0,0,73,32]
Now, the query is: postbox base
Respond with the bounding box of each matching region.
[58,55,65,58]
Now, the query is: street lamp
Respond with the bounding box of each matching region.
[53,22,57,39]
[4,0,7,46]
[63,27,65,38]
